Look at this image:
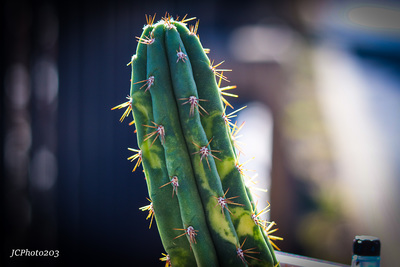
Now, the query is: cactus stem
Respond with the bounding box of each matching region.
[179,96,209,117]
[159,253,172,267]
[236,237,261,264]
[120,16,281,265]
[134,75,154,92]
[174,226,199,245]
[162,13,176,30]
[127,148,142,172]
[143,121,165,146]
[176,46,188,63]
[213,188,244,217]
[111,95,133,123]
[139,198,155,229]
[264,222,283,251]
[191,138,221,170]
[159,176,179,197]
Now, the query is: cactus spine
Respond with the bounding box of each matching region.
[113,14,281,266]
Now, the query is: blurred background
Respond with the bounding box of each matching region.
[2,0,400,266]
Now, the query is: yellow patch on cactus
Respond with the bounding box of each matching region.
[215,159,235,181]
[132,95,150,119]
[206,198,238,245]
[232,207,255,237]
[147,152,162,169]
[202,110,221,137]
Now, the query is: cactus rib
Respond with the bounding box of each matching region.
[175,21,276,266]
[165,23,245,267]
[130,24,197,267]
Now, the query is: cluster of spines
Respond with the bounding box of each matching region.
[112,13,281,267]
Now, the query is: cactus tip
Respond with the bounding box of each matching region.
[145,13,156,26]
[189,20,200,37]
[162,12,176,30]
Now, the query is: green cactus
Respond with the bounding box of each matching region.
[112,14,281,266]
